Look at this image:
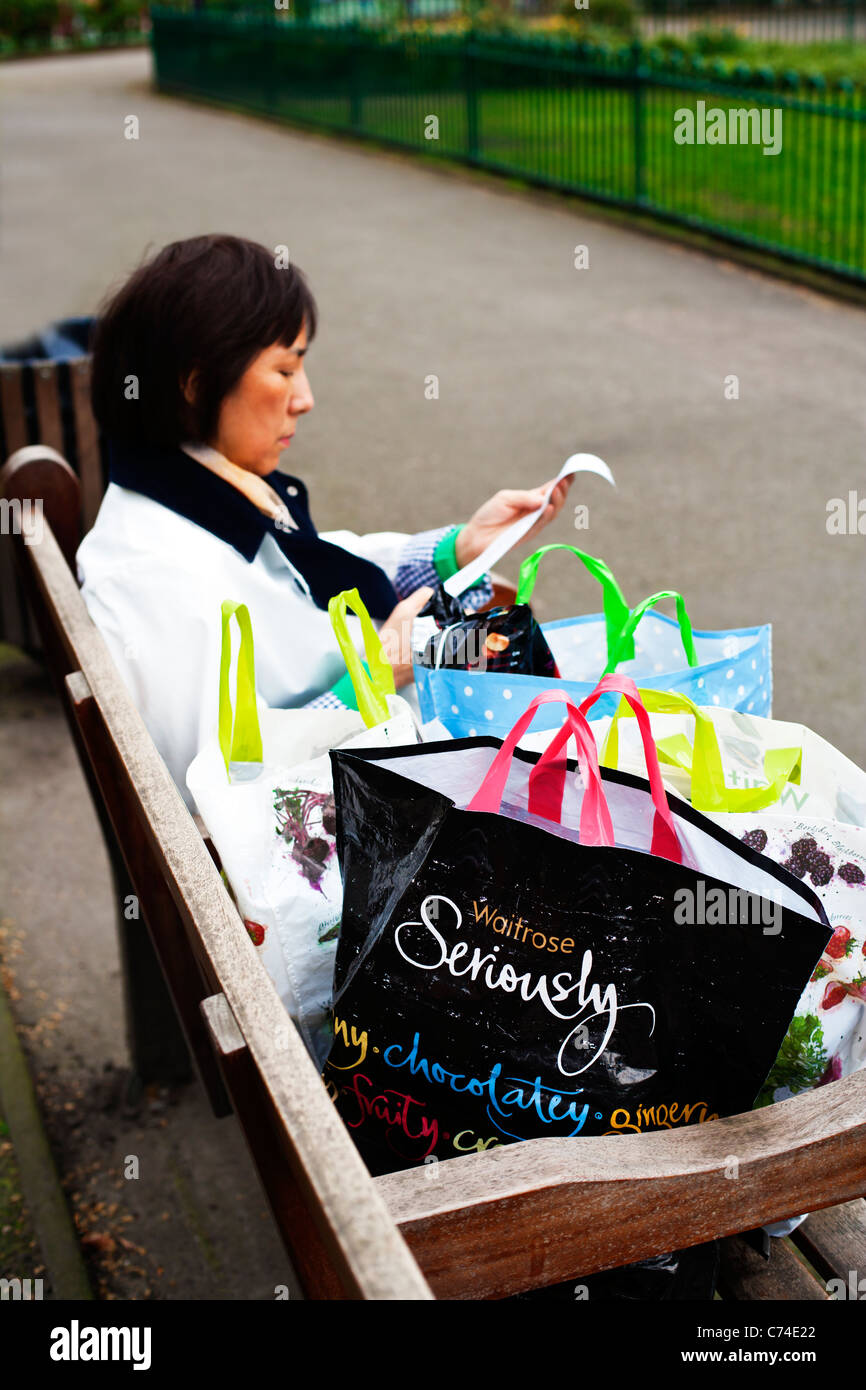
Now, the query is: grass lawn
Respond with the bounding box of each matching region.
[305,5,866,83]
[253,79,864,272]
[635,36,866,86]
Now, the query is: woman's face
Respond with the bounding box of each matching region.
[210,324,314,474]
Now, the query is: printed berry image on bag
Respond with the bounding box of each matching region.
[735,822,866,1103]
[583,688,866,1106]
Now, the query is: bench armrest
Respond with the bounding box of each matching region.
[378,1069,866,1298]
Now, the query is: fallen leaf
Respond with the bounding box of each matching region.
[81,1231,116,1254]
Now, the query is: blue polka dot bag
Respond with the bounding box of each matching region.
[414,544,772,740]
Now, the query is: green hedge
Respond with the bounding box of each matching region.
[0,0,147,47]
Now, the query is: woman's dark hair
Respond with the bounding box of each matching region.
[90,235,318,446]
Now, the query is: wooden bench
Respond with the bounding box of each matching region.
[2,435,866,1299]
[0,356,102,653]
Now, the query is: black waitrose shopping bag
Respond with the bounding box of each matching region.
[324,677,831,1194]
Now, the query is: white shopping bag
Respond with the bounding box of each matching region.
[566,689,866,1102]
[187,591,418,1066]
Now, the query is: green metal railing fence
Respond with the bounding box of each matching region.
[151,11,866,283]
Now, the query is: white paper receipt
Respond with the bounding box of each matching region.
[442,453,616,598]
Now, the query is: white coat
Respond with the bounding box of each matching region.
[76,480,459,810]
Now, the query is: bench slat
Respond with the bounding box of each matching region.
[0,537,30,650]
[2,446,82,571]
[0,371,35,649]
[718,1234,826,1301]
[0,365,28,455]
[1,448,83,653]
[791,1198,866,1288]
[68,358,103,531]
[32,363,64,454]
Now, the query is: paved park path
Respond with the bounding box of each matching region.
[1,49,864,1297]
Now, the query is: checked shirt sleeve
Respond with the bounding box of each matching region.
[304,667,366,714]
[304,526,496,714]
[393,524,494,612]
[304,688,351,713]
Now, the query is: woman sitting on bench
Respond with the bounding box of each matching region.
[76,234,571,808]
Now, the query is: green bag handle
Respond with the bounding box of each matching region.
[515,544,633,666]
[605,589,699,675]
[219,600,264,779]
[600,686,802,813]
[328,587,396,729]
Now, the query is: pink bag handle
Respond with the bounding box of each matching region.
[577,674,682,863]
[467,690,614,847]
[526,709,614,846]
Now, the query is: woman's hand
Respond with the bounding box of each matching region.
[455,476,573,570]
[379,586,434,689]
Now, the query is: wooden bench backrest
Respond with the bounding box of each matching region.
[0,359,102,650]
[3,447,865,1300]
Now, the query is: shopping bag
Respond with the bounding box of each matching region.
[411,453,618,726]
[186,591,418,1066]
[413,584,561,678]
[588,688,866,1101]
[594,692,866,827]
[323,677,829,1178]
[415,543,772,739]
[413,542,629,679]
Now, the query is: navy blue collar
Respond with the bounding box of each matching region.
[107,437,398,619]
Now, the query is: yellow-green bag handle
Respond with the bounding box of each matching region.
[600,686,802,814]
[217,591,398,782]
[218,600,264,779]
[328,587,396,729]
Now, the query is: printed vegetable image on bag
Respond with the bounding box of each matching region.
[186,591,418,1066]
[323,678,829,1179]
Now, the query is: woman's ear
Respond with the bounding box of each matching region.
[180,368,199,406]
